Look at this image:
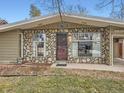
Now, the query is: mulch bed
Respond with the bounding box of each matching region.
[0,63,51,76]
[0,63,124,80]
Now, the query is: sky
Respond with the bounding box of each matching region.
[0,0,111,23]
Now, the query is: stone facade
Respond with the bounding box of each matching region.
[23,29,56,64]
[21,23,111,65]
[67,27,110,64]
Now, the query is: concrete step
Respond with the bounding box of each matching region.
[56,61,67,66]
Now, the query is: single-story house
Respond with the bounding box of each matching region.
[0,14,124,65]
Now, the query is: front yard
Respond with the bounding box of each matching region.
[0,75,124,93]
[0,64,124,93]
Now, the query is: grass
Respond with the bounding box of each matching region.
[0,68,124,93]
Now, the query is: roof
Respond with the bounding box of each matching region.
[0,13,124,32]
[0,20,7,25]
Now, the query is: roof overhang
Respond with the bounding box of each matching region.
[0,14,124,32]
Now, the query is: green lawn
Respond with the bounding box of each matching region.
[0,69,124,93]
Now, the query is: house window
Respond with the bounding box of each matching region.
[33,33,46,57]
[72,32,101,57]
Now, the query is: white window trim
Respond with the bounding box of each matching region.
[72,32,101,57]
[33,41,46,57]
[33,33,46,57]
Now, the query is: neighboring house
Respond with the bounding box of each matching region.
[0,19,7,25]
[0,14,124,65]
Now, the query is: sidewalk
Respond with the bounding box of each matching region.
[51,63,124,72]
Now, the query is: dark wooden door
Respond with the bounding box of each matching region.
[56,33,67,60]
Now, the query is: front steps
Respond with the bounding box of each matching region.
[56,61,67,66]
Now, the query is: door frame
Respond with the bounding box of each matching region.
[111,34,124,66]
[56,32,68,61]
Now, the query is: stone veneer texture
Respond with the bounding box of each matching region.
[22,27,110,65]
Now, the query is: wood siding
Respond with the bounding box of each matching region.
[0,30,20,63]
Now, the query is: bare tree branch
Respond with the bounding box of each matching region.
[97,0,124,20]
[97,0,113,9]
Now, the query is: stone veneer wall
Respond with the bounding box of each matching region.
[23,29,56,64]
[22,27,110,65]
[67,27,110,64]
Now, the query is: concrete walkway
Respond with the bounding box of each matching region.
[51,63,124,72]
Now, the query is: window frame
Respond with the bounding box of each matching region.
[72,32,101,58]
[33,33,46,57]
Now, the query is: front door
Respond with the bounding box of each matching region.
[56,33,67,60]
